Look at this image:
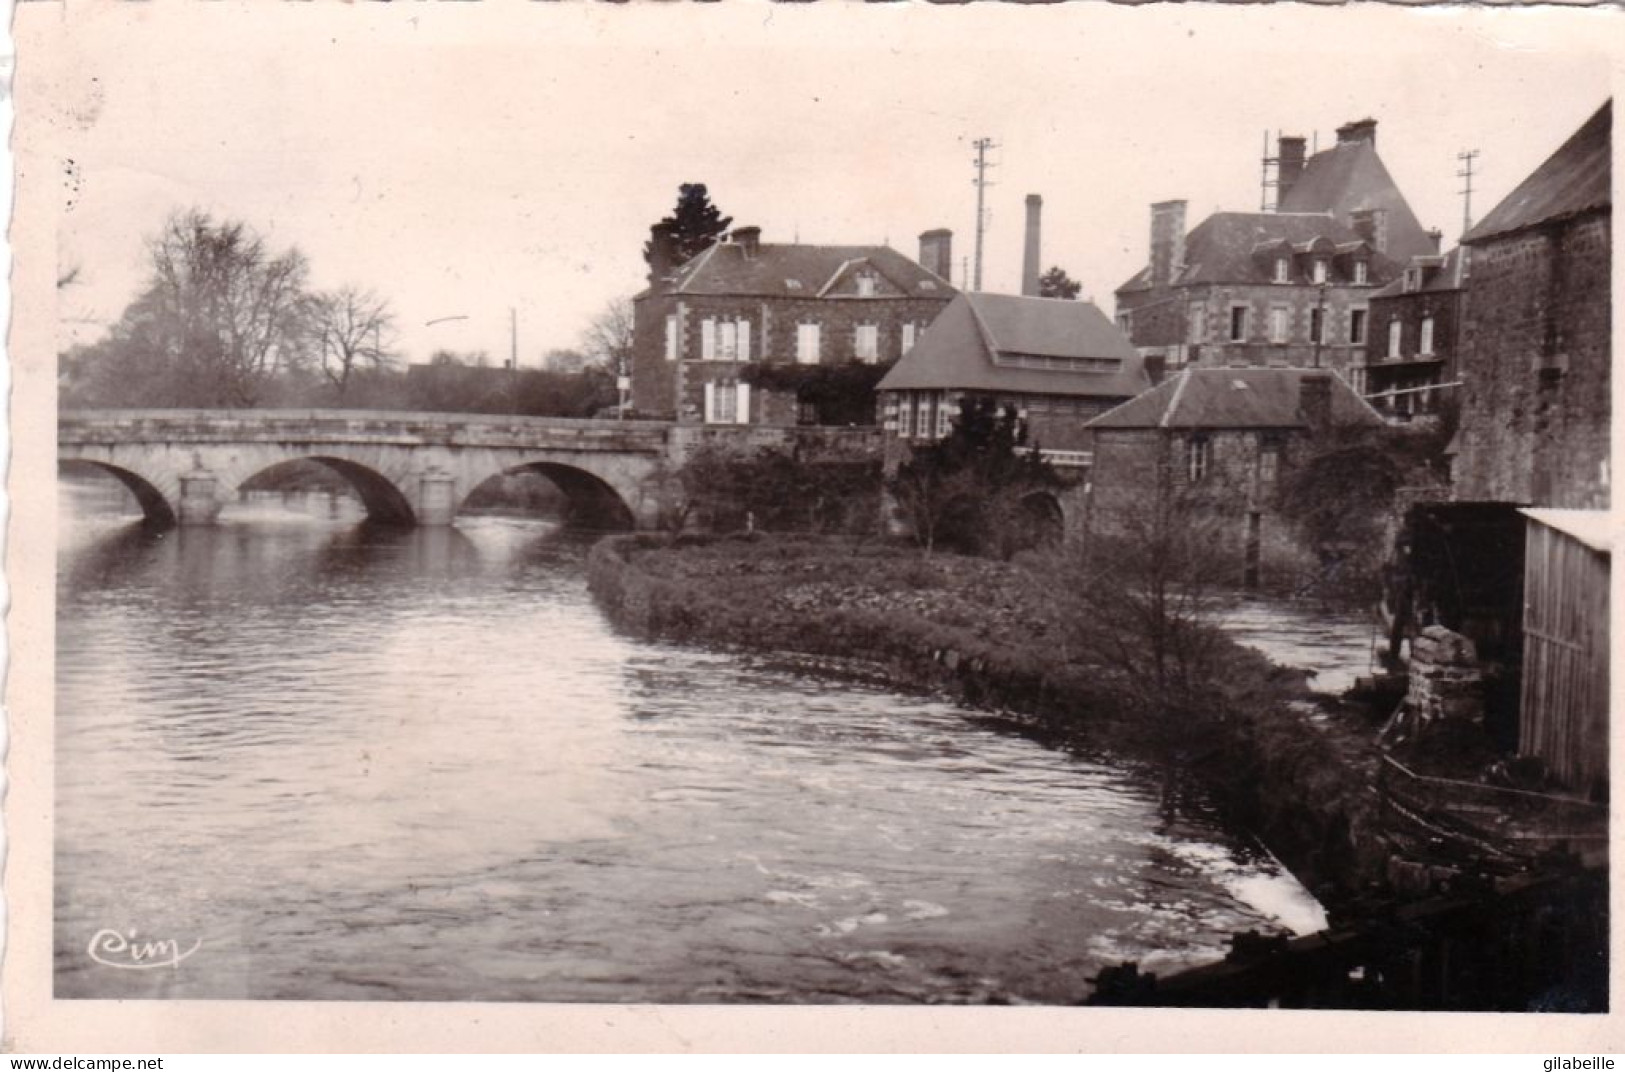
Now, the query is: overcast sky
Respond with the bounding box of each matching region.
[49,3,1614,368]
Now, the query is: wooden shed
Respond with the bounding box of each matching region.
[1519,509,1613,800]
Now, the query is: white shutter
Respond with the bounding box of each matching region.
[701,318,717,361]
[664,314,678,361]
[736,382,751,425]
[902,322,916,355]
[737,320,751,363]
[703,381,716,424]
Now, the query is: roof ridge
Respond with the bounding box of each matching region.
[962,293,1001,364]
[1161,368,1194,428]
[674,243,724,294]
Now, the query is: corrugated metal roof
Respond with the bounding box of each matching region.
[876,292,1148,399]
[1084,367,1385,430]
[1464,100,1611,245]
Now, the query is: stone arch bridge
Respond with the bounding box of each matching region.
[59,409,694,530]
[59,410,887,531]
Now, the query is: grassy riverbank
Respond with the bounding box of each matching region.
[588,534,1391,908]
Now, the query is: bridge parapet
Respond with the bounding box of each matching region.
[59,409,676,454]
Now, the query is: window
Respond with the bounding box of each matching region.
[1311,259,1328,285]
[902,322,918,355]
[1387,318,1402,358]
[701,318,716,361]
[857,275,876,298]
[1354,261,1369,285]
[702,318,751,361]
[785,279,804,291]
[1309,307,1325,345]
[1187,436,1212,482]
[1269,306,1290,344]
[1229,305,1248,342]
[1403,268,1420,293]
[664,314,678,361]
[1419,316,1435,355]
[1117,313,1132,334]
[1273,257,1290,284]
[796,322,821,365]
[1188,305,1205,343]
[914,394,930,438]
[855,324,879,362]
[717,320,737,361]
[936,397,953,438]
[1258,442,1280,486]
[1350,308,1368,346]
[897,393,914,437]
[704,381,750,425]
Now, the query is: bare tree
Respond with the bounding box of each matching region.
[138,209,314,405]
[580,296,635,374]
[311,285,396,401]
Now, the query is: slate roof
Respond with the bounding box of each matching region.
[1083,367,1385,430]
[1117,212,1400,294]
[1464,100,1611,245]
[877,292,1149,400]
[1277,135,1437,262]
[1368,246,1469,299]
[666,240,954,299]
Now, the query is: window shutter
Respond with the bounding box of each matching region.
[701,319,717,361]
[737,320,751,363]
[703,381,716,424]
[736,382,751,425]
[664,314,678,361]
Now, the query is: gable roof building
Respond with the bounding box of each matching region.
[1276,119,1437,263]
[876,292,1148,451]
[1085,366,1384,432]
[630,225,957,425]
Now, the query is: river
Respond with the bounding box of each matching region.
[56,474,1327,1004]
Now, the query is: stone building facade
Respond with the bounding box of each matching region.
[1115,120,1439,380]
[1361,247,1467,420]
[631,225,955,425]
[1450,101,1611,510]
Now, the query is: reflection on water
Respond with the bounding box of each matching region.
[1218,599,1382,696]
[57,474,1325,1003]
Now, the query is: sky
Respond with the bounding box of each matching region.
[45,3,1616,369]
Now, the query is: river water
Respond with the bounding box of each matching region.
[56,475,1328,1004]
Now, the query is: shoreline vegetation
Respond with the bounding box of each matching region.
[587,532,1392,914]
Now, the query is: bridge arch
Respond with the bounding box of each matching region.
[236,456,418,525]
[59,459,178,528]
[460,461,636,531]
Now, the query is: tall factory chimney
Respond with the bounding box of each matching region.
[1022,194,1043,297]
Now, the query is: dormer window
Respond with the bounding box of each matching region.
[919,280,937,291]
[1354,261,1369,285]
[1403,268,1420,293]
[785,279,804,291]
[857,275,876,298]
[1311,259,1329,285]
[1273,257,1290,284]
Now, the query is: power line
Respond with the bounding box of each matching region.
[971,136,998,292]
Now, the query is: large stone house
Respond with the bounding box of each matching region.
[874,291,1149,455]
[630,225,956,425]
[1115,120,1439,378]
[1083,367,1384,587]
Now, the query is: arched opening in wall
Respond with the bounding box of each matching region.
[1011,491,1065,552]
[59,460,176,528]
[238,457,416,526]
[463,463,634,532]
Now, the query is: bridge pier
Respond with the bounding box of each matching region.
[416,470,458,527]
[177,471,223,526]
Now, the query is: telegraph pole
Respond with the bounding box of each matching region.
[971,136,997,292]
[1457,149,1480,239]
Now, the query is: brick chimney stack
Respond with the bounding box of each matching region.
[1351,208,1390,254]
[1336,118,1378,147]
[1277,135,1307,206]
[647,222,680,287]
[1298,372,1333,428]
[1022,194,1043,297]
[732,225,761,259]
[1149,200,1187,287]
[918,229,953,283]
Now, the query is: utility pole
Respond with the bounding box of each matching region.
[971,136,997,292]
[1457,149,1480,240]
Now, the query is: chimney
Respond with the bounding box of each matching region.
[1298,372,1333,429]
[1336,118,1378,147]
[1022,194,1043,297]
[732,225,761,259]
[1276,135,1307,207]
[1426,228,1444,254]
[1149,200,1187,287]
[1143,353,1168,387]
[918,228,953,282]
[647,222,680,287]
[1350,208,1390,254]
